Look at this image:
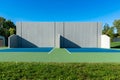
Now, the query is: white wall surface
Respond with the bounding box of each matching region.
[101,35,110,48]
[16,22,102,48]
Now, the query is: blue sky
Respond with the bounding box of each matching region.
[0,0,120,26]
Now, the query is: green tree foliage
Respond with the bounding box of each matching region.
[9,28,15,35]
[3,20,16,29]
[102,23,110,34]
[113,19,120,37]
[0,17,16,45]
[106,27,114,41]
[0,17,16,36]
[0,17,5,28]
[102,23,114,41]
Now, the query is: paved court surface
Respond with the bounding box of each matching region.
[0,48,120,53]
[66,48,120,53]
[0,48,53,52]
[0,48,120,62]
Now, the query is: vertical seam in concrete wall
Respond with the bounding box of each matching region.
[63,22,65,47]
[97,22,98,47]
[54,22,56,47]
[21,22,22,48]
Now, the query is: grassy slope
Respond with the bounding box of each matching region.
[0,48,120,62]
[1,62,120,80]
[111,42,120,48]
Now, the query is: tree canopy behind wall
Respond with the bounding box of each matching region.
[102,23,114,41]
[0,17,16,46]
[113,19,120,38]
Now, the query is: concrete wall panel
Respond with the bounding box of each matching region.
[101,35,110,48]
[0,36,5,47]
[55,22,64,47]
[97,23,102,47]
[8,34,18,48]
[17,22,54,47]
[16,22,102,48]
[16,22,22,47]
[64,22,101,48]
[16,22,22,37]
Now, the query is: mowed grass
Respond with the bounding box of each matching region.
[111,42,120,48]
[1,62,120,80]
[0,48,120,62]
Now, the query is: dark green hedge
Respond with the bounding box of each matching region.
[0,62,120,80]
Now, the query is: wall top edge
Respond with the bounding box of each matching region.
[16,22,102,24]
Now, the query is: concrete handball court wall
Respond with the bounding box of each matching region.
[0,36,5,47]
[12,22,102,48]
[101,35,110,48]
[8,34,18,48]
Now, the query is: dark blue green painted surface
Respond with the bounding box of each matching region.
[0,48,53,52]
[66,48,120,53]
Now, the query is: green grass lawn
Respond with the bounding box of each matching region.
[111,42,120,48]
[1,62,120,80]
[0,48,120,62]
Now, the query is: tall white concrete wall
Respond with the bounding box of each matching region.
[8,34,18,48]
[64,22,101,48]
[16,22,102,48]
[97,23,102,48]
[0,36,5,47]
[101,35,110,48]
[55,22,64,48]
[17,22,55,47]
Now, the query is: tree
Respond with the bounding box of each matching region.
[113,19,120,37]
[106,27,114,41]
[102,23,114,41]
[0,17,16,46]
[102,23,110,34]
[3,20,16,29]
[9,28,15,35]
[0,17,5,28]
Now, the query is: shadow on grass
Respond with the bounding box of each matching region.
[111,45,120,48]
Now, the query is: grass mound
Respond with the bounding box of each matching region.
[111,42,120,48]
[0,62,120,80]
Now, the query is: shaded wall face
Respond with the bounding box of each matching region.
[8,35,18,48]
[63,22,102,48]
[0,36,5,47]
[17,22,102,48]
[17,22,55,48]
[0,39,4,47]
